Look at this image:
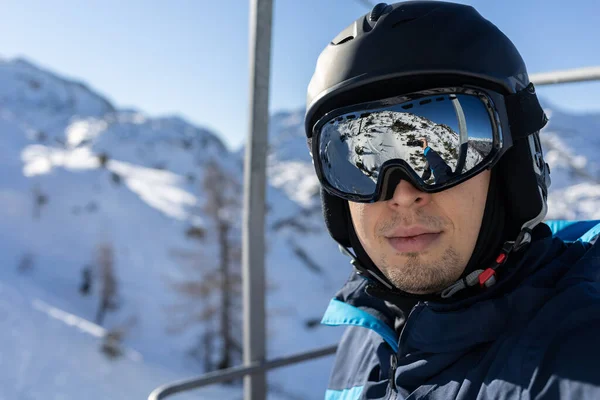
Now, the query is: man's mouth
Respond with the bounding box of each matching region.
[385,227,442,253]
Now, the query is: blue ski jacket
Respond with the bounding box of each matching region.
[322,220,600,400]
[422,146,453,185]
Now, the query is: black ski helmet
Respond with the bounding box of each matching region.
[305,1,550,274]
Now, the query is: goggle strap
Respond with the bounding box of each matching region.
[505,83,549,140]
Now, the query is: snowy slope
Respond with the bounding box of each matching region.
[0,58,114,118]
[538,102,600,220]
[265,110,323,211]
[0,277,237,400]
[0,58,347,400]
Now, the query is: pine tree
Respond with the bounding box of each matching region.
[95,243,119,326]
[168,159,243,375]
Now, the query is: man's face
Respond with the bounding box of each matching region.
[348,171,490,294]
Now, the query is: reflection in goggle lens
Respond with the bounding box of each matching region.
[318,93,494,196]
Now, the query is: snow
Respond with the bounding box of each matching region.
[538,100,600,220]
[268,158,321,207]
[21,145,99,176]
[109,160,197,220]
[65,119,108,147]
[0,58,114,118]
[1,56,599,400]
[32,298,107,339]
[0,58,346,400]
[0,278,238,400]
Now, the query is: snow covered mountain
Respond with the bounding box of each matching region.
[0,58,349,400]
[1,57,599,400]
[0,277,235,400]
[538,103,600,220]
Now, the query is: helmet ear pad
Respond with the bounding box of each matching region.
[495,132,547,239]
[320,188,351,247]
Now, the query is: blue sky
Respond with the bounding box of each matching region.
[2,0,600,150]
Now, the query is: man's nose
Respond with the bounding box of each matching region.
[387,179,432,210]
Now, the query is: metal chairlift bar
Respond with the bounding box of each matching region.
[148,345,338,400]
[243,0,273,398]
[530,66,600,86]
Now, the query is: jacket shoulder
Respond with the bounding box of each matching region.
[327,325,395,398]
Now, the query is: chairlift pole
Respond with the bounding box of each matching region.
[450,97,468,174]
[243,0,273,399]
[530,66,600,86]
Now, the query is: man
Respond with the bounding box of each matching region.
[304,2,600,399]
[417,137,453,184]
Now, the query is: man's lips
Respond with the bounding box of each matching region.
[385,227,442,253]
[387,226,440,238]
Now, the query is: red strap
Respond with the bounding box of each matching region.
[496,253,507,264]
[479,268,496,287]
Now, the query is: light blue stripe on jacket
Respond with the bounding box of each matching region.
[325,385,364,400]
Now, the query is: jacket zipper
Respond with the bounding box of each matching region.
[389,353,398,394]
[388,302,424,398]
[397,302,425,358]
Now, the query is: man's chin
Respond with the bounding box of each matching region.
[379,250,465,295]
[384,276,455,295]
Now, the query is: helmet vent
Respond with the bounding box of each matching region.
[332,35,354,45]
[369,3,389,22]
[391,17,418,28]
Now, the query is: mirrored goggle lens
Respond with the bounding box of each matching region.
[317,93,495,197]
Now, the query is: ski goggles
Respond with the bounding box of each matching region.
[310,86,534,203]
